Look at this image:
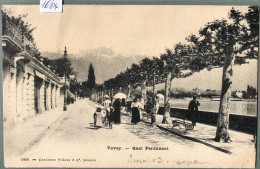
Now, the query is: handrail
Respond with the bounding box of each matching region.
[2,14,23,48]
[2,14,62,84]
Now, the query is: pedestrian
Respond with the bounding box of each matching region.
[103,97,111,109]
[113,98,121,124]
[121,98,126,114]
[145,97,153,115]
[107,103,113,129]
[126,100,132,114]
[103,98,111,124]
[188,95,200,126]
[94,107,103,128]
[131,97,141,125]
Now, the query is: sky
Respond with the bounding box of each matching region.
[3,5,257,91]
[4,5,249,56]
[171,59,258,91]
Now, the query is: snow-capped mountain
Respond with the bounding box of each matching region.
[42,47,148,83]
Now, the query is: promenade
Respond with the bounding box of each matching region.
[4,99,256,168]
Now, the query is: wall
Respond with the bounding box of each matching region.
[158,107,257,134]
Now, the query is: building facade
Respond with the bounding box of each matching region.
[2,14,66,129]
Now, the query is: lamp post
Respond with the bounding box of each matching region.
[63,46,68,111]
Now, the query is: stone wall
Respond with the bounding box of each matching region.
[158,107,257,134]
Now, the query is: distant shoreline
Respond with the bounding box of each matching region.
[157,98,257,117]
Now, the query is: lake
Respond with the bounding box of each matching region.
[158,98,257,117]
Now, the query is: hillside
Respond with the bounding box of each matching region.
[41,47,147,83]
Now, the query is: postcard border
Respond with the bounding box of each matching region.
[0,1,259,169]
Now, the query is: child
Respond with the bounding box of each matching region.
[94,107,102,128]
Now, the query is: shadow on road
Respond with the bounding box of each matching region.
[120,115,193,148]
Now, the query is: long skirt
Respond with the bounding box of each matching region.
[95,113,103,127]
[190,111,198,125]
[131,107,140,124]
[114,108,121,124]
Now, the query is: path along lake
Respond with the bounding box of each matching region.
[158,98,257,117]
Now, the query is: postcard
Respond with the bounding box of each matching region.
[2,5,258,168]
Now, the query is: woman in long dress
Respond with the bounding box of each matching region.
[131,97,141,125]
[113,98,121,124]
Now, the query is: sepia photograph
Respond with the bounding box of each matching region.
[1,4,258,168]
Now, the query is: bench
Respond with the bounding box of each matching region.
[172,120,194,131]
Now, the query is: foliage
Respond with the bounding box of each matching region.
[2,8,36,41]
[86,63,96,90]
[186,6,259,142]
[2,8,42,60]
[69,78,81,95]
[244,85,257,99]
[47,57,73,78]
[81,81,93,97]
[186,6,259,69]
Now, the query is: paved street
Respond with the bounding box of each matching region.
[5,99,255,168]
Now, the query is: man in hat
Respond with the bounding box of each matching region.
[188,95,200,126]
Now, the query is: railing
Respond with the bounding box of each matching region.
[2,14,36,57]
[2,14,62,84]
[23,36,35,57]
[2,14,23,48]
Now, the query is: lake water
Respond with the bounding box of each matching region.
[158,98,257,117]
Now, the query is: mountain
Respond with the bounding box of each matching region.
[42,48,257,91]
[41,47,147,83]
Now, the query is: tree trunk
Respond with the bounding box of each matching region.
[162,71,172,124]
[215,46,234,142]
[101,88,104,105]
[127,85,131,99]
[141,80,147,112]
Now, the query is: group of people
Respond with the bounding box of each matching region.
[129,94,201,127]
[93,97,126,129]
[94,94,201,129]
[93,95,156,128]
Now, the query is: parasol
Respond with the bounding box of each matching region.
[113,93,127,99]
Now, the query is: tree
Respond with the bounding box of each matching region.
[100,7,258,139]
[48,57,73,78]
[87,63,96,90]
[161,44,194,124]
[187,6,258,142]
